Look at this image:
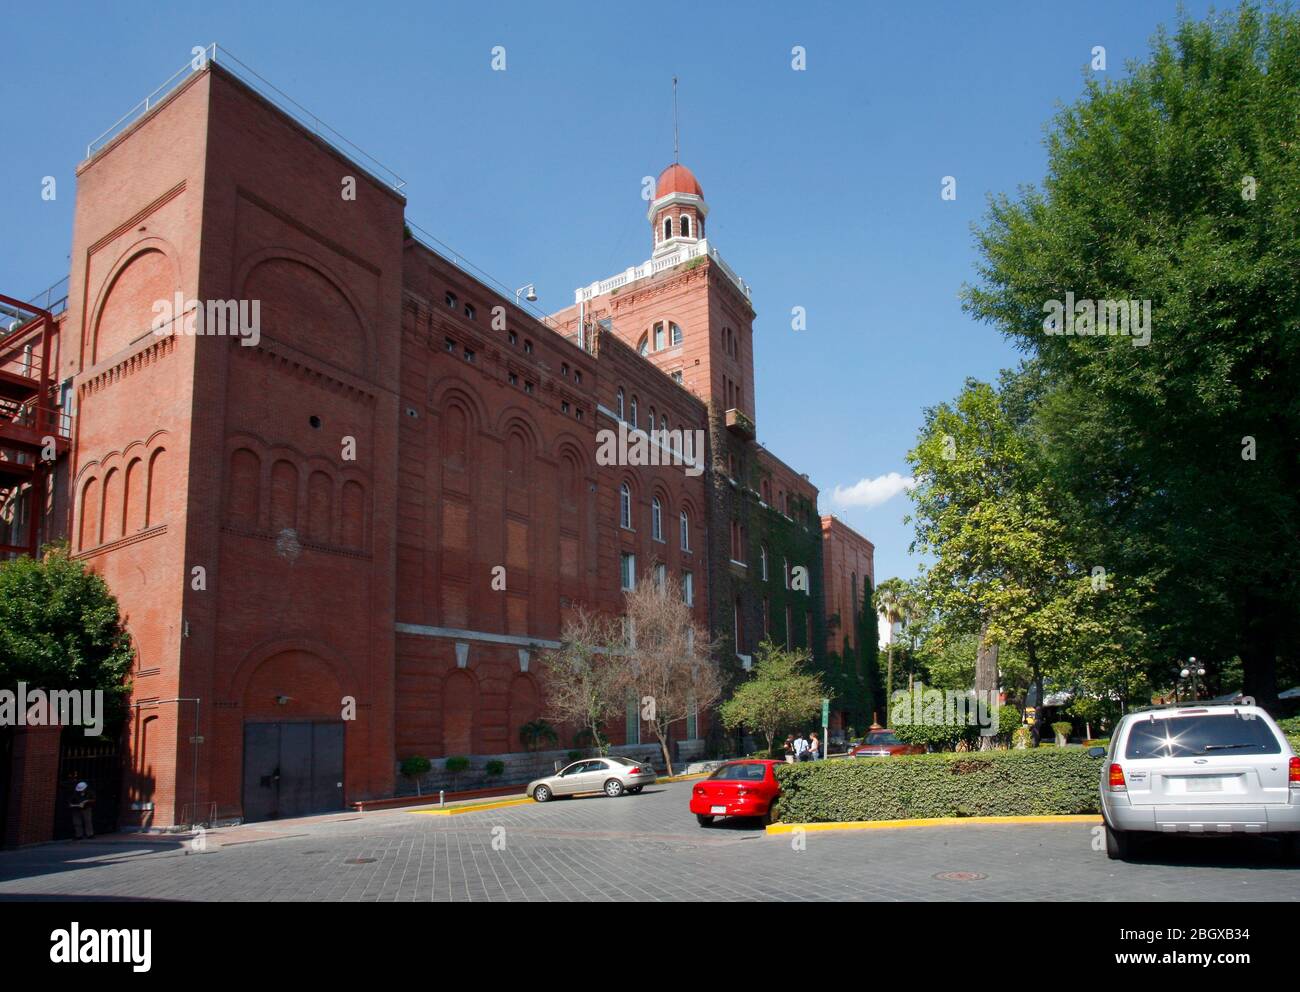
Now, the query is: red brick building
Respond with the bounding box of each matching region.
[0,59,875,831]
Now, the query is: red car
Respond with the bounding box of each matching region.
[848,728,924,757]
[690,759,782,826]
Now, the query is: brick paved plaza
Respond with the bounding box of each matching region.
[1,779,1295,902]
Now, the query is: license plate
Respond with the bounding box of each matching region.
[1187,777,1222,792]
[710,805,727,814]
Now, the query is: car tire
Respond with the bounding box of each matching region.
[696,814,714,827]
[1105,823,1130,861]
[533,784,552,803]
[604,779,625,798]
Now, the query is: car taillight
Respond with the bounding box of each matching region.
[1108,763,1126,791]
[629,767,641,775]
[694,786,705,795]
[1289,756,1300,788]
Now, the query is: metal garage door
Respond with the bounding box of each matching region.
[241,721,344,821]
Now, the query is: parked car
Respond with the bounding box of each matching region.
[1097,703,1300,861]
[848,729,924,757]
[527,756,656,802]
[690,759,782,826]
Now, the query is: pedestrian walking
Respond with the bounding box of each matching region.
[68,779,96,840]
[783,735,795,763]
[809,732,821,761]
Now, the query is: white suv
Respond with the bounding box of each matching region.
[1098,703,1300,860]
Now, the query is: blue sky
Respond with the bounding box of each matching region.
[0,0,1221,583]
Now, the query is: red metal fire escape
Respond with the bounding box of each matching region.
[0,292,71,559]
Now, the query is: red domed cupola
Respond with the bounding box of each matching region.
[649,162,708,255]
[655,163,703,199]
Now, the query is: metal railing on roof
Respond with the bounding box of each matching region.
[85,43,407,193]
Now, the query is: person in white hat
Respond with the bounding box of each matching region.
[68,779,96,840]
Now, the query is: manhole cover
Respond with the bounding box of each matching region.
[344,857,377,864]
[933,871,987,881]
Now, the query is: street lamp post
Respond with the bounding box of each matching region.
[1179,657,1206,701]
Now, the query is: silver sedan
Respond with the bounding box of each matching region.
[527,756,656,801]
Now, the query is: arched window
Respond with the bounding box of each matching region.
[680,215,691,238]
[760,546,769,582]
[630,395,638,425]
[680,510,690,551]
[670,322,682,346]
[654,322,665,351]
[616,387,625,420]
[652,496,663,541]
[637,334,648,356]
[663,216,673,241]
[620,483,632,529]
[660,414,668,434]
[648,406,656,433]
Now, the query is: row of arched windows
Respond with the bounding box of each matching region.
[615,387,677,437]
[77,443,169,551]
[662,214,695,241]
[619,483,691,552]
[636,320,684,355]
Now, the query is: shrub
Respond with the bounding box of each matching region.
[444,756,469,774]
[519,719,558,752]
[1287,734,1300,754]
[485,759,505,777]
[1277,716,1300,736]
[774,748,1104,823]
[399,755,432,796]
[1051,721,1073,740]
[566,750,583,763]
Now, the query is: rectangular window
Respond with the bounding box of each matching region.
[445,337,456,353]
[686,692,697,739]
[654,562,666,592]
[682,571,694,606]
[620,552,636,592]
[671,370,683,384]
[785,606,793,649]
[626,691,640,745]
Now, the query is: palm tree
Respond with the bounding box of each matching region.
[873,577,910,711]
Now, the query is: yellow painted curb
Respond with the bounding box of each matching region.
[765,814,1102,834]
[411,797,534,816]
[409,774,701,815]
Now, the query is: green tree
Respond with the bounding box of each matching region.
[872,577,909,703]
[908,378,1089,744]
[719,639,825,756]
[0,544,134,727]
[963,3,1300,703]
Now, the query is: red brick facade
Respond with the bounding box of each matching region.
[7,62,874,829]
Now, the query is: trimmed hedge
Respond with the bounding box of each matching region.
[773,748,1103,823]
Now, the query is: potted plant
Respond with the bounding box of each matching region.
[1052,721,1073,747]
[485,759,505,779]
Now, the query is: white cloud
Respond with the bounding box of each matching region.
[831,472,915,509]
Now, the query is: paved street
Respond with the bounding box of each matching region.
[0,779,1295,901]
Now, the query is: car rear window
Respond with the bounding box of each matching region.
[1124,714,1281,759]
[608,757,636,766]
[866,732,900,745]
[709,763,768,781]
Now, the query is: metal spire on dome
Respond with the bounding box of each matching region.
[672,75,679,163]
